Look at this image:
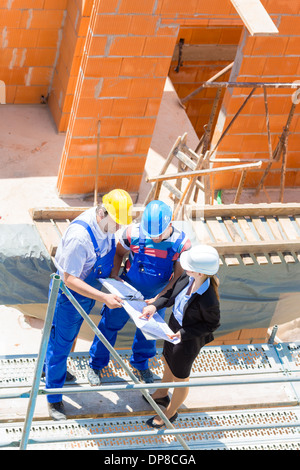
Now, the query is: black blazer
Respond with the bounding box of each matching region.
[153,273,220,345]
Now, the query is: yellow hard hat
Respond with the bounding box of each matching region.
[102,189,133,226]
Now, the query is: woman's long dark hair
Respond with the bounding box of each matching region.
[209,275,220,301]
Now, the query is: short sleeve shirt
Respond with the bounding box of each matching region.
[54,207,114,281]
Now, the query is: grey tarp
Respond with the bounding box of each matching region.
[0,224,54,305]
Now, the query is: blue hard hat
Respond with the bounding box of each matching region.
[141,200,173,238]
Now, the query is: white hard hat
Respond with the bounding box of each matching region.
[180,245,219,275]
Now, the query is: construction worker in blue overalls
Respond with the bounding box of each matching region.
[88,200,191,385]
[45,189,133,421]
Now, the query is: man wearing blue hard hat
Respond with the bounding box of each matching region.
[88,200,191,384]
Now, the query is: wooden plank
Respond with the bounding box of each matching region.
[223,218,243,243]
[54,220,70,236]
[206,218,229,243]
[251,217,272,241]
[30,205,145,221]
[265,216,284,241]
[30,207,89,220]
[230,0,278,36]
[255,254,269,265]
[277,216,300,240]
[146,161,262,183]
[268,253,282,264]
[191,219,214,244]
[236,217,257,242]
[282,252,296,264]
[210,240,300,255]
[240,254,255,265]
[223,254,240,266]
[34,220,61,256]
[172,44,238,62]
[195,203,300,218]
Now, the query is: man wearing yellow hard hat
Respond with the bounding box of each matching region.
[45,189,133,421]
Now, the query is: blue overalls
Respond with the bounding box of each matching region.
[45,220,115,403]
[89,226,185,371]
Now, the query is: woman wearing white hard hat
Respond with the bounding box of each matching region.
[140,244,221,428]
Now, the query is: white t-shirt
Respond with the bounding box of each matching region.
[54,207,114,281]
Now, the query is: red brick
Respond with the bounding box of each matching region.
[4,85,15,103]
[120,118,156,136]
[0,9,21,28]
[37,30,60,48]
[144,98,161,116]
[251,36,288,56]
[120,58,157,77]
[14,85,48,103]
[119,0,156,14]
[85,57,122,78]
[94,14,131,35]
[30,67,52,86]
[160,0,198,15]
[129,15,158,36]
[129,78,165,99]
[24,49,57,67]
[97,0,119,13]
[285,37,300,56]
[44,0,68,9]
[68,137,98,157]
[279,15,300,34]
[88,37,108,56]
[100,78,132,98]
[112,156,147,174]
[111,98,147,117]
[109,36,146,57]
[155,58,172,78]
[9,0,44,7]
[76,98,113,118]
[266,0,300,15]
[6,29,39,48]
[101,136,139,155]
[143,36,177,57]
[263,57,299,76]
[29,10,65,29]
[239,57,267,76]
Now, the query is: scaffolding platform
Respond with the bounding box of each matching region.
[1,342,300,449]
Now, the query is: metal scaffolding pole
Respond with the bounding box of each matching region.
[19,274,190,451]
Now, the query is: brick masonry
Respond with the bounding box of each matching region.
[0,0,299,195]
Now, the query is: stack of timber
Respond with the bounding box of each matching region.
[30,203,300,268]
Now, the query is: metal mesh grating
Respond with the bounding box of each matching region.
[1,407,300,450]
[0,342,289,388]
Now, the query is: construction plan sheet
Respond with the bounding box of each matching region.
[99,278,180,344]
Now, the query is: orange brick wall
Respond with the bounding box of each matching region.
[212,0,300,190]
[169,25,243,139]
[1,0,300,195]
[0,0,67,103]
[56,0,243,195]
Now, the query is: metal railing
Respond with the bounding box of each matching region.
[18,274,190,450]
[1,273,298,449]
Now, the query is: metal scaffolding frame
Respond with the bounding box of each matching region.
[1,274,300,449]
[18,274,190,451]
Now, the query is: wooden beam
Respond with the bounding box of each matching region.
[230,0,278,36]
[190,203,300,218]
[172,44,238,62]
[212,240,300,255]
[146,161,262,183]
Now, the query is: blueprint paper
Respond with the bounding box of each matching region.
[99,278,180,344]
